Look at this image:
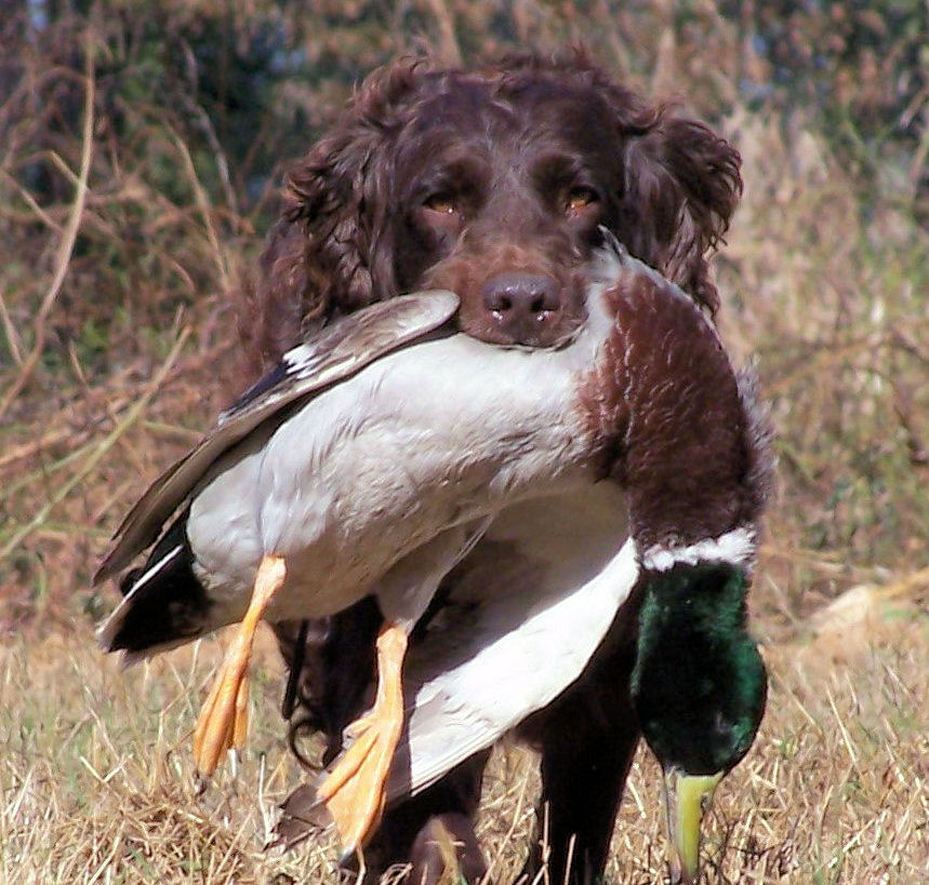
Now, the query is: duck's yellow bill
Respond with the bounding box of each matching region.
[662,768,723,884]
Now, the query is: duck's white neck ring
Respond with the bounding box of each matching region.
[639,526,757,574]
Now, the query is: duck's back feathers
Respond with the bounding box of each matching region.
[94,292,458,585]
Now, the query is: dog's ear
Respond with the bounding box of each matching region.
[237,59,430,381]
[619,108,742,315]
[236,212,313,384]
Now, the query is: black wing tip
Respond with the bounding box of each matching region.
[220,361,289,422]
[96,514,213,658]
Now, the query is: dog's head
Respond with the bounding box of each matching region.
[243,51,741,368]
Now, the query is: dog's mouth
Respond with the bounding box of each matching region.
[458,299,587,350]
[456,315,587,352]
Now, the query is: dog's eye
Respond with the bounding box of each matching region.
[424,194,458,214]
[565,186,598,213]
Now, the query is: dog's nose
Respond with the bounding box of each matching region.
[481,273,562,344]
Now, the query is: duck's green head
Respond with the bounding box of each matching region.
[631,560,767,884]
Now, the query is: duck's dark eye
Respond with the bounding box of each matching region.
[424,193,458,215]
[565,186,598,214]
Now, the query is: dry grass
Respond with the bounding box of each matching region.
[2,2,929,882]
[2,592,927,883]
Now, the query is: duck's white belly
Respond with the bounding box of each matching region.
[187,332,601,623]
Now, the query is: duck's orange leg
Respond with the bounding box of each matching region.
[193,554,286,777]
[317,622,408,854]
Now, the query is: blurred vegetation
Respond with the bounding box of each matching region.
[1,0,928,635]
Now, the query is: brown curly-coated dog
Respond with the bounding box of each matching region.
[239,49,741,885]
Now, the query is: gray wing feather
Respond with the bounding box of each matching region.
[385,536,638,801]
[94,291,459,584]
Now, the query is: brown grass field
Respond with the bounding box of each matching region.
[2,3,928,882]
[2,596,928,883]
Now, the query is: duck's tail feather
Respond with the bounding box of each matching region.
[97,509,214,663]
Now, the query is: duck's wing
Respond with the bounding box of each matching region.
[387,484,638,801]
[94,291,459,584]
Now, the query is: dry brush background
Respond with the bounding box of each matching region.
[1,2,928,882]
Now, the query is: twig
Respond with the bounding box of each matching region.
[766,334,886,397]
[0,168,63,233]
[424,0,462,67]
[0,389,135,472]
[0,426,77,471]
[0,41,95,419]
[168,127,231,295]
[177,38,239,215]
[0,285,23,365]
[0,327,190,563]
[141,420,202,444]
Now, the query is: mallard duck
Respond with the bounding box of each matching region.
[95,239,632,855]
[272,241,772,880]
